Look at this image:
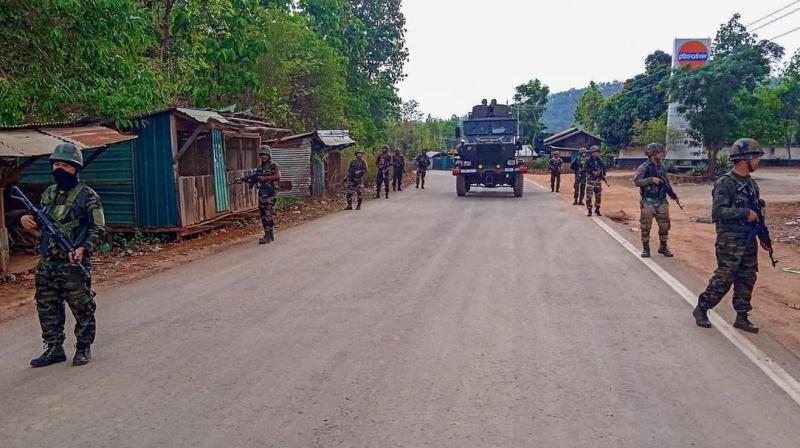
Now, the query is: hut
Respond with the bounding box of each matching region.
[270,130,356,196]
[543,127,603,170]
[428,151,453,170]
[1,123,137,277]
[118,107,291,234]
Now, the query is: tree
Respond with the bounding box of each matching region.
[631,115,668,146]
[574,81,605,133]
[512,79,550,147]
[732,84,783,145]
[776,74,800,160]
[670,45,773,177]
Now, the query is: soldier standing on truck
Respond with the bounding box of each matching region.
[571,148,588,205]
[414,152,430,189]
[345,150,367,210]
[391,149,407,192]
[585,146,605,217]
[20,143,105,368]
[693,139,768,334]
[548,151,563,192]
[634,143,677,258]
[375,146,392,199]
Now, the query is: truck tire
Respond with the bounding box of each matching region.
[513,174,524,197]
[457,175,467,196]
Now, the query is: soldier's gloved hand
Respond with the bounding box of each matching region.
[760,240,771,251]
[747,211,759,223]
[21,214,38,231]
[69,247,86,264]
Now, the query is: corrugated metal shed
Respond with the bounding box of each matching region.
[272,139,312,197]
[132,111,180,228]
[316,130,356,148]
[0,125,136,157]
[175,108,231,126]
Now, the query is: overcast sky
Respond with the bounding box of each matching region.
[397,0,800,118]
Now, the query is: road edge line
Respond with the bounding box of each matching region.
[526,177,800,406]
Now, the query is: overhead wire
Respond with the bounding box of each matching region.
[747,0,800,27]
[751,6,800,32]
[768,25,800,39]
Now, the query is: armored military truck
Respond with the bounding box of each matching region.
[452,100,527,197]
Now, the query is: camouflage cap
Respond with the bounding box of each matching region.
[730,138,764,161]
[49,142,84,169]
[590,145,600,153]
[355,149,365,155]
[258,145,272,156]
[645,142,665,157]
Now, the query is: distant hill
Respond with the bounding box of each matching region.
[542,81,623,133]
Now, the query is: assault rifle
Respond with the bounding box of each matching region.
[9,186,91,277]
[647,164,685,210]
[227,171,259,188]
[738,184,778,268]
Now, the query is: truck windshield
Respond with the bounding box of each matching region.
[464,120,516,136]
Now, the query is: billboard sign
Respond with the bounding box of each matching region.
[666,38,712,161]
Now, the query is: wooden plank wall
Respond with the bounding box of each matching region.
[226,169,258,211]
[177,175,217,227]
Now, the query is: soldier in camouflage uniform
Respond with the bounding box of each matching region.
[548,151,564,192]
[391,149,407,192]
[584,146,606,217]
[570,148,589,205]
[693,138,765,334]
[20,143,105,367]
[254,145,281,245]
[414,152,430,189]
[634,143,677,258]
[375,146,392,199]
[345,150,367,210]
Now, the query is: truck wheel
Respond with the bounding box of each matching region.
[456,176,467,196]
[513,174,524,197]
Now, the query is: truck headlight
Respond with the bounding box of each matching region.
[478,164,484,170]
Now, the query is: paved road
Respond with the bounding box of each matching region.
[1,172,799,447]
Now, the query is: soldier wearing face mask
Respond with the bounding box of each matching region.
[21,143,105,368]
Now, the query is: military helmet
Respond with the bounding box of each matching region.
[355,149,365,155]
[258,145,272,156]
[730,138,764,161]
[590,145,600,153]
[645,142,666,157]
[579,147,588,154]
[381,145,390,151]
[49,142,84,169]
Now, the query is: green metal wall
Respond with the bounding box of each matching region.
[131,112,179,228]
[19,141,137,226]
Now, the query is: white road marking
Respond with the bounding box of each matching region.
[525,177,800,406]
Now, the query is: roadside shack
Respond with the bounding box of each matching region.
[543,127,603,171]
[270,130,356,196]
[1,123,137,278]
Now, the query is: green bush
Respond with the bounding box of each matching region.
[662,160,678,174]
[526,158,549,170]
[276,195,302,211]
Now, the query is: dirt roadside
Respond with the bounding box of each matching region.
[530,169,800,356]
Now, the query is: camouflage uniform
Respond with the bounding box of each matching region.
[548,155,563,192]
[375,150,392,198]
[697,171,761,314]
[584,155,605,215]
[35,182,105,347]
[570,154,588,204]
[391,152,406,191]
[694,138,766,333]
[414,153,430,188]
[346,157,367,209]
[634,161,674,246]
[255,160,280,236]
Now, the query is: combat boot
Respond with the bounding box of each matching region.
[641,242,651,258]
[258,233,270,245]
[421,184,425,189]
[573,199,578,205]
[587,209,593,217]
[658,242,674,258]
[267,230,275,243]
[30,343,66,368]
[385,191,389,199]
[356,199,362,210]
[595,207,602,217]
[375,192,380,199]
[693,306,712,328]
[415,184,419,189]
[734,312,759,334]
[344,200,353,210]
[73,343,91,366]
[578,200,584,206]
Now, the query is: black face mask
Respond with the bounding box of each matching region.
[53,168,78,190]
